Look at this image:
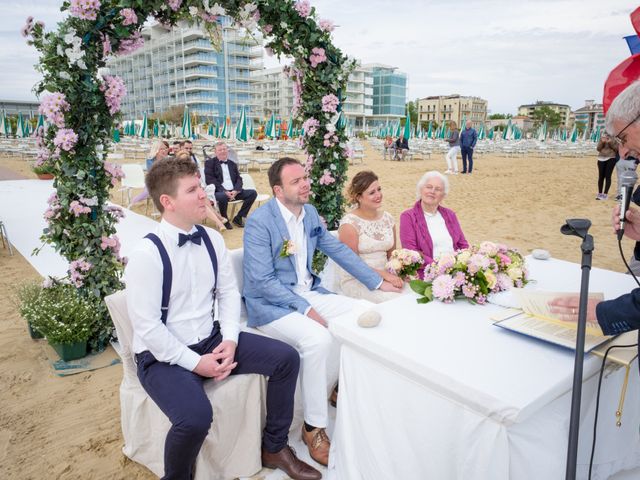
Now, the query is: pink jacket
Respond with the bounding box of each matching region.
[399,200,469,278]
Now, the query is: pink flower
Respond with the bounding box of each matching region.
[104,161,124,186]
[453,271,466,287]
[319,170,335,185]
[69,200,91,217]
[199,11,218,22]
[309,47,327,68]
[321,94,339,113]
[53,128,78,152]
[105,205,125,220]
[496,273,512,291]
[21,16,34,37]
[294,0,312,18]
[69,0,101,21]
[263,24,273,34]
[101,33,112,57]
[39,92,70,128]
[343,146,353,158]
[117,31,144,55]
[302,118,320,137]
[120,8,137,26]
[100,75,127,115]
[168,0,182,11]
[100,235,121,253]
[318,19,335,32]
[432,274,456,301]
[69,258,93,287]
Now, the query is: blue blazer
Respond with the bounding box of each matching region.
[242,198,382,327]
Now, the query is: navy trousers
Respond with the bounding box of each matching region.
[136,327,300,480]
[215,189,257,220]
[461,146,474,173]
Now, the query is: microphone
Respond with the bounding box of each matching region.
[618,170,638,239]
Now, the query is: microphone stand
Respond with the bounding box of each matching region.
[562,219,594,480]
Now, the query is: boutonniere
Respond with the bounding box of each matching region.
[279,239,296,257]
[310,226,323,238]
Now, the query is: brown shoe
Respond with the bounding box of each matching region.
[261,445,321,480]
[301,426,330,466]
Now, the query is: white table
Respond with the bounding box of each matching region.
[328,258,640,480]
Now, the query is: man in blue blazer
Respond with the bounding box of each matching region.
[243,158,400,466]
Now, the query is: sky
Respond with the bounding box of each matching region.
[0,0,636,114]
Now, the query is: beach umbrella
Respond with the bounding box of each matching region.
[402,111,411,139]
[426,121,433,139]
[336,111,347,131]
[0,111,9,137]
[502,119,512,140]
[15,113,26,138]
[208,123,214,136]
[214,121,220,138]
[181,106,192,138]
[221,116,231,139]
[249,118,254,139]
[488,128,494,140]
[394,120,401,137]
[153,120,159,137]
[537,121,547,141]
[236,106,248,142]
[139,112,149,138]
[478,123,485,140]
[112,128,120,143]
[286,116,294,138]
[266,112,277,138]
[34,113,45,134]
[570,125,578,143]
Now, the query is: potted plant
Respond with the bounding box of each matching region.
[14,282,45,339]
[31,158,55,180]
[17,278,96,361]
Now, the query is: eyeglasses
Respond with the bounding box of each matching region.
[423,185,444,193]
[611,112,640,147]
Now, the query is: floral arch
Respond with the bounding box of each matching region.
[25,0,353,348]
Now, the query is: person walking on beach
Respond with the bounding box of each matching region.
[595,132,618,200]
[460,120,477,174]
[125,157,321,480]
[445,121,460,174]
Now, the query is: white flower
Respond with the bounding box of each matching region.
[280,21,288,29]
[204,1,226,16]
[326,123,336,133]
[59,71,71,80]
[57,45,65,56]
[77,59,87,69]
[329,163,336,170]
[189,6,198,16]
[333,152,339,159]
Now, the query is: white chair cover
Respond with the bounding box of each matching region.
[105,290,266,480]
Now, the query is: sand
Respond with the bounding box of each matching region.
[0,141,633,478]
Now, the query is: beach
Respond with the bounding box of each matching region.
[0,141,633,478]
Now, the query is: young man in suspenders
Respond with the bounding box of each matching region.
[125,157,320,480]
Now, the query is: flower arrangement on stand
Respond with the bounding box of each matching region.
[16,278,97,361]
[24,0,349,348]
[385,249,423,281]
[410,241,529,304]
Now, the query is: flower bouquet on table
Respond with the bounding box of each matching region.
[385,248,424,281]
[409,241,529,304]
[16,277,96,361]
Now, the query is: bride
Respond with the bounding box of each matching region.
[337,171,404,303]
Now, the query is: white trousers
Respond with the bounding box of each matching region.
[446,146,460,172]
[257,290,358,428]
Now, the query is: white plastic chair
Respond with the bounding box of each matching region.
[119,164,146,206]
[104,290,264,480]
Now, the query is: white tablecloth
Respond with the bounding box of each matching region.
[328,257,640,480]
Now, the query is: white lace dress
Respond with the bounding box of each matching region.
[338,211,403,304]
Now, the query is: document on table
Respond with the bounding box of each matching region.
[492,290,611,352]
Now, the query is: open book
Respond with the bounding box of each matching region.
[492,290,611,352]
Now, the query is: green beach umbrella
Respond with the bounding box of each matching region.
[153,120,159,137]
[478,124,485,140]
[266,112,277,138]
[236,106,248,142]
[570,125,578,143]
[502,119,511,140]
[221,116,231,139]
[249,118,254,139]
[286,116,294,138]
[336,111,347,131]
[35,113,45,133]
[208,123,214,136]
[15,113,26,138]
[426,121,433,139]
[112,128,120,143]
[0,111,8,137]
[215,121,220,138]
[181,106,192,138]
[139,112,149,138]
[402,111,411,139]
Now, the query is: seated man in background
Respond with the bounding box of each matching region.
[183,140,199,167]
[204,142,257,229]
[126,157,320,480]
[393,134,409,160]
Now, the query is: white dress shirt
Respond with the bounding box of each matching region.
[125,219,241,371]
[220,161,234,190]
[275,199,313,292]
[424,210,454,259]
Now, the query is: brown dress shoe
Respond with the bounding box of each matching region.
[261,445,322,480]
[301,426,330,466]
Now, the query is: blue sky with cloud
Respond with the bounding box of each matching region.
[1,0,636,114]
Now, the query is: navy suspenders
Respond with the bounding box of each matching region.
[145,224,218,325]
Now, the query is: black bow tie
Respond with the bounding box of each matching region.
[178,231,202,247]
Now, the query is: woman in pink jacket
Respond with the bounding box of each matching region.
[399,171,469,278]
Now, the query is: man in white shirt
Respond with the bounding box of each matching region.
[126,158,320,480]
[242,158,401,466]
